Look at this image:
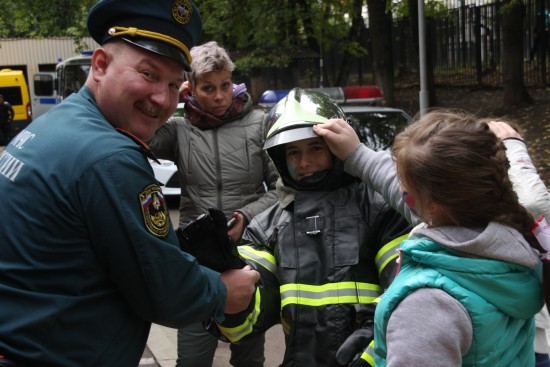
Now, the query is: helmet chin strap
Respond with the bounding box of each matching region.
[279,156,358,192]
[292,170,331,190]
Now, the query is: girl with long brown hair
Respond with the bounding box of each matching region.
[314,110,545,366]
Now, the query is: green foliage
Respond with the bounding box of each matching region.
[499,0,522,14]
[199,0,366,72]
[0,0,95,39]
[390,0,409,18]
[0,0,369,72]
[343,40,370,58]
[391,0,452,19]
[425,0,451,18]
[234,48,293,70]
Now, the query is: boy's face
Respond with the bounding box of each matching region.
[285,137,333,182]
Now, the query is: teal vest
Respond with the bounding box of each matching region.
[374,238,541,367]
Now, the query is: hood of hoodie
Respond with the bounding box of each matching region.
[405,222,542,319]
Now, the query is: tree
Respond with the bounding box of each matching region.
[0,0,387,99]
[199,0,368,93]
[333,0,369,88]
[0,0,94,38]
[0,0,95,53]
[367,0,396,105]
[392,0,451,109]
[500,0,533,110]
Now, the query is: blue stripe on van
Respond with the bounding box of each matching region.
[38,98,58,105]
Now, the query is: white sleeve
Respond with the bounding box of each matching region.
[385,288,472,367]
[504,139,550,221]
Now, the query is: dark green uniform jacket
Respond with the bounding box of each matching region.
[0,87,226,366]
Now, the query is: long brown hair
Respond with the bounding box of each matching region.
[392,109,539,251]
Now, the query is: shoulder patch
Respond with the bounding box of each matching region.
[140,184,170,237]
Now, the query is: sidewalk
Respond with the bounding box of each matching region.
[147,323,285,367]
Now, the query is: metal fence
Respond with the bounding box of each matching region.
[392,0,550,87]
[246,0,550,98]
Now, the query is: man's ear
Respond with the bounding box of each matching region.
[91,48,109,82]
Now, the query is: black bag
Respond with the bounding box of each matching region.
[176,208,244,273]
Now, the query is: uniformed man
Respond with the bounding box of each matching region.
[0,0,259,366]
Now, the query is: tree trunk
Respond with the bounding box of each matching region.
[501,0,533,110]
[249,68,266,104]
[426,18,438,106]
[366,0,396,106]
[407,0,419,74]
[335,0,365,87]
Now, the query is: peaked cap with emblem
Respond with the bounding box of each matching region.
[87,0,202,71]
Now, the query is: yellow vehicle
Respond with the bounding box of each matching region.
[0,69,33,133]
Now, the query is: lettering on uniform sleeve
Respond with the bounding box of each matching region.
[139,184,170,237]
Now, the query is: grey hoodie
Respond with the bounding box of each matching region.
[345,143,542,366]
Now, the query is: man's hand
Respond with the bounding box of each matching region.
[312,119,362,161]
[220,265,260,314]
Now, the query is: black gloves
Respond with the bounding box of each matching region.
[177,208,245,273]
[336,321,374,367]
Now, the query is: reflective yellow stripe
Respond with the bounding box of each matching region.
[217,287,261,342]
[280,282,381,307]
[375,234,408,276]
[360,340,375,366]
[238,245,277,278]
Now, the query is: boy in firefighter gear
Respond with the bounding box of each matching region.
[199,88,411,366]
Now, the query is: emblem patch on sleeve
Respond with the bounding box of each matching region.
[140,184,170,237]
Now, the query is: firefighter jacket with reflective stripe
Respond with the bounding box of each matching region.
[217,178,411,367]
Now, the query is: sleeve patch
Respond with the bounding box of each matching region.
[139,184,170,237]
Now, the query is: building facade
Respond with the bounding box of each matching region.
[0,37,98,76]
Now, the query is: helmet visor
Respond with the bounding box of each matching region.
[263,126,318,150]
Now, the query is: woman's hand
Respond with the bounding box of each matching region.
[228,211,246,242]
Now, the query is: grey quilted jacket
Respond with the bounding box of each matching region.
[149,94,278,227]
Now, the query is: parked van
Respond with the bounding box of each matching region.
[0,69,33,133]
[31,51,93,119]
[30,71,57,120]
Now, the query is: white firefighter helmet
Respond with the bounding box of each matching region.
[263,88,354,191]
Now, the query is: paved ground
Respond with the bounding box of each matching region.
[144,323,285,367]
[139,345,159,367]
